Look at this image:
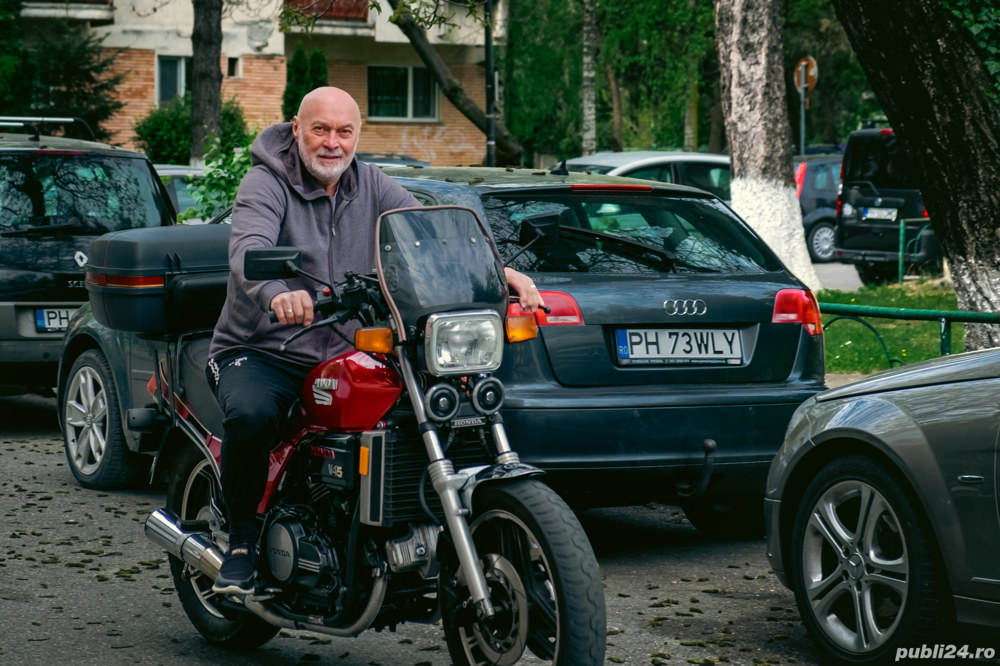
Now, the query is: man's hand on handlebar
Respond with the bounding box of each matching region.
[271,290,315,326]
[504,267,546,312]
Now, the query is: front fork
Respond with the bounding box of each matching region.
[396,351,510,622]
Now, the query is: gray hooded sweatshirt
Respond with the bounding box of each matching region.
[209,122,418,368]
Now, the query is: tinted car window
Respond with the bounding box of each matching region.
[565,164,614,175]
[683,162,731,200]
[0,152,169,233]
[843,134,918,189]
[482,193,780,275]
[621,166,672,183]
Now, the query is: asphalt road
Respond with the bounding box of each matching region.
[2,390,993,666]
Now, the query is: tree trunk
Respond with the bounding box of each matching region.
[831,0,1000,350]
[387,0,524,165]
[190,0,222,164]
[707,92,725,154]
[606,63,623,152]
[683,73,698,152]
[714,0,820,290]
[581,0,596,155]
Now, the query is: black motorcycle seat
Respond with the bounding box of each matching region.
[179,337,226,437]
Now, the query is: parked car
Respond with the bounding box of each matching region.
[834,128,938,284]
[0,116,175,397]
[765,352,1000,664]
[356,152,430,168]
[563,151,732,202]
[58,166,825,537]
[794,154,842,262]
[155,164,205,223]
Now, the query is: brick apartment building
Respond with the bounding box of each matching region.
[18,0,504,166]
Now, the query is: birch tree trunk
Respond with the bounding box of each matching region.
[714,0,820,290]
[581,0,597,156]
[831,0,1000,350]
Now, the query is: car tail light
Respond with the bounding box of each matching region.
[507,291,584,328]
[836,161,845,216]
[570,184,653,192]
[922,205,929,218]
[535,291,584,325]
[794,162,807,198]
[879,128,894,135]
[772,289,823,336]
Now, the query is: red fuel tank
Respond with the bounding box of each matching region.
[300,351,402,431]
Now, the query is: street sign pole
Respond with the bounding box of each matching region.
[799,61,807,156]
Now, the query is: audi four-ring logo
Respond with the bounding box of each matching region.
[662,299,708,316]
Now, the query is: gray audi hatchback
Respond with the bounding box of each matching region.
[58,167,824,537]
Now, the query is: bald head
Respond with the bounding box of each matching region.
[292,87,362,193]
[297,87,361,126]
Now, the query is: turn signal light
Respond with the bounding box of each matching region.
[505,306,538,342]
[355,327,393,353]
[772,289,823,336]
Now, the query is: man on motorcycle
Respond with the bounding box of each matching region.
[207,86,543,595]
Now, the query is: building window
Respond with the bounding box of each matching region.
[158,56,191,104]
[227,57,241,78]
[367,66,437,121]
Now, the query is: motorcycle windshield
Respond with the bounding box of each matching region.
[376,206,507,339]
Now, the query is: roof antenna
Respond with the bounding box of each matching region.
[549,160,569,175]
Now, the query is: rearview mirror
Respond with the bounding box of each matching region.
[244,247,302,280]
[518,212,561,247]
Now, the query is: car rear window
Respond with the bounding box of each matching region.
[843,134,918,189]
[0,152,170,234]
[481,192,782,275]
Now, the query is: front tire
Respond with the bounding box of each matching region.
[440,479,606,666]
[166,445,278,650]
[61,349,149,489]
[789,456,949,664]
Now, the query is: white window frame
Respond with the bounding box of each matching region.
[367,65,439,122]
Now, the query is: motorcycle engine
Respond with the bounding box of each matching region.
[263,509,340,589]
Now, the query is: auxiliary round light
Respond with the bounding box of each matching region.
[471,377,505,415]
[425,383,461,422]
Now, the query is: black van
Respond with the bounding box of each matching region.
[834,128,938,284]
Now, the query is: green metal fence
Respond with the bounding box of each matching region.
[818,302,1000,367]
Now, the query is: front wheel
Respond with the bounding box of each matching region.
[439,479,606,666]
[166,445,278,650]
[789,456,949,664]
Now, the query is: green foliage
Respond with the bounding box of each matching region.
[819,279,964,373]
[181,133,255,223]
[134,95,250,165]
[784,0,883,143]
[282,42,331,121]
[502,0,584,158]
[0,0,24,110]
[943,0,1000,100]
[3,20,123,141]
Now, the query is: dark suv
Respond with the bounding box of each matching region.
[0,117,174,395]
[834,128,938,284]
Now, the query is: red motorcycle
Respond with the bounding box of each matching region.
[140,206,606,665]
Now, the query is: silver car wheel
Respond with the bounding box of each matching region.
[808,222,836,262]
[64,364,111,476]
[801,479,908,654]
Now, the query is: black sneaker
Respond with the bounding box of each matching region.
[212,544,256,595]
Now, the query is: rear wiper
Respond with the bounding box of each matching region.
[557,226,676,271]
[0,220,96,237]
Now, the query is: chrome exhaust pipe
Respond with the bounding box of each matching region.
[145,508,223,581]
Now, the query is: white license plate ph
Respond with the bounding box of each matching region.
[616,328,742,365]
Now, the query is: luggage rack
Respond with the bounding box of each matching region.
[0,116,96,141]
